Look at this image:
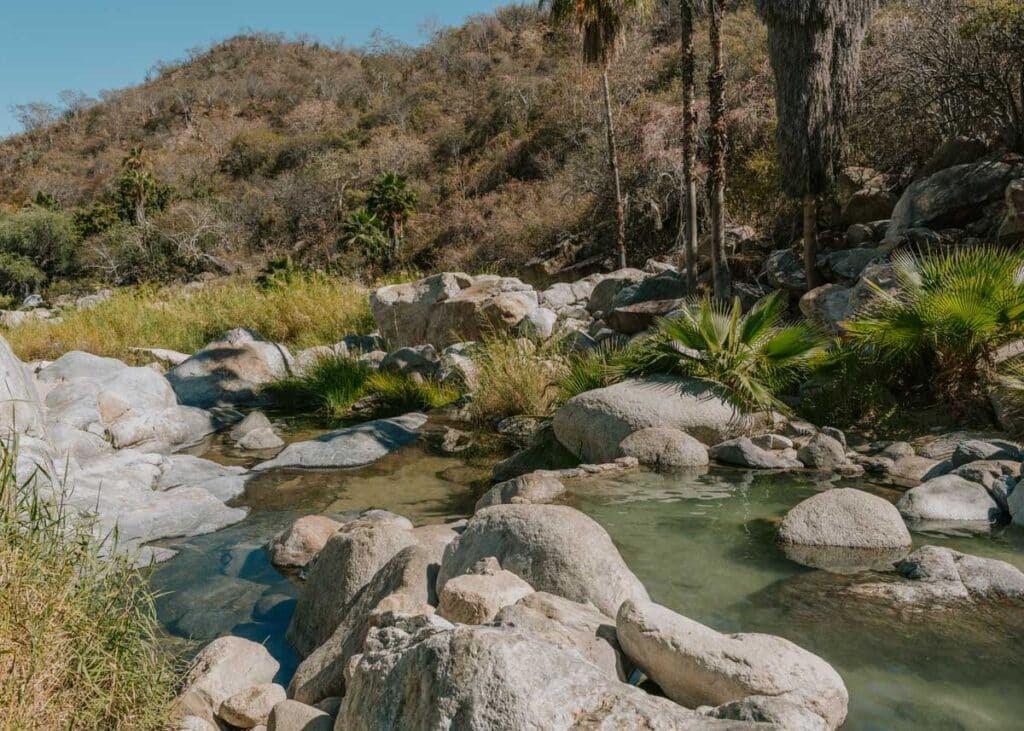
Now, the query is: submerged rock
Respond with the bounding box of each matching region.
[253,413,426,470]
[474,471,566,511]
[437,504,649,617]
[617,599,848,730]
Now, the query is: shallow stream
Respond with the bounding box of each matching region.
[151,425,1024,730]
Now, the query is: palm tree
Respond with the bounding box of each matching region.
[707,0,730,299]
[366,173,418,260]
[340,210,390,266]
[846,246,1024,407]
[755,0,878,290]
[625,290,827,412]
[678,0,704,291]
[118,146,150,226]
[541,0,651,269]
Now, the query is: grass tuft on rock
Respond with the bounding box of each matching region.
[4,272,374,362]
[0,439,177,731]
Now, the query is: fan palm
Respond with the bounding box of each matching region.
[366,173,418,259]
[846,246,1024,405]
[625,290,827,412]
[340,209,390,266]
[541,0,651,269]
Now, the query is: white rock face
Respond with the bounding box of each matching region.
[492,591,626,680]
[897,474,1002,524]
[287,511,416,656]
[437,504,649,618]
[217,683,286,728]
[616,600,848,730]
[167,328,294,408]
[288,544,441,704]
[438,562,535,624]
[253,413,426,470]
[370,272,539,349]
[338,618,754,731]
[176,636,280,723]
[553,376,753,463]
[266,514,343,569]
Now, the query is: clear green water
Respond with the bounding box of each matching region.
[151,441,1024,729]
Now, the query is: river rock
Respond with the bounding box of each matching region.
[605,299,682,334]
[952,460,1020,511]
[586,269,648,314]
[288,544,440,704]
[437,504,648,617]
[237,427,285,451]
[897,475,1002,525]
[230,410,272,440]
[492,592,626,680]
[474,471,566,511]
[618,426,710,470]
[167,328,294,408]
[616,599,848,730]
[286,511,415,656]
[337,618,757,730]
[765,249,806,292]
[438,560,534,624]
[177,636,280,723]
[267,515,343,569]
[950,438,1020,467]
[710,437,800,469]
[253,413,426,470]
[798,284,853,333]
[796,433,849,470]
[218,683,287,728]
[888,160,1024,236]
[553,376,755,463]
[371,273,538,349]
[156,454,252,502]
[266,700,332,731]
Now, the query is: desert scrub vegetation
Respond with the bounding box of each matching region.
[268,355,461,418]
[4,273,373,362]
[469,336,567,422]
[0,441,177,730]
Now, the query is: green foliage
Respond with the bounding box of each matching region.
[32,191,59,210]
[796,344,902,430]
[0,207,80,293]
[0,439,177,729]
[112,147,174,225]
[268,355,460,418]
[0,252,47,295]
[470,336,566,421]
[846,246,1024,407]
[624,291,828,413]
[256,255,303,289]
[72,202,120,238]
[540,0,652,66]
[221,128,284,178]
[339,210,390,268]
[557,341,628,401]
[366,173,418,252]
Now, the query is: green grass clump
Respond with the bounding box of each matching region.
[4,272,373,362]
[268,355,461,418]
[0,440,177,730]
[469,336,566,422]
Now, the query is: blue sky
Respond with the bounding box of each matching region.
[0,0,508,138]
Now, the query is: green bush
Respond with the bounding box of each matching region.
[846,246,1024,410]
[557,341,628,402]
[0,207,80,285]
[221,128,284,178]
[0,439,177,729]
[0,252,47,296]
[622,291,828,413]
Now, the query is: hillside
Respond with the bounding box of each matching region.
[0,0,1015,297]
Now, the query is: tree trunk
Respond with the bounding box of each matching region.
[708,1,730,299]
[602,67,627,270]
[134,193,146,227]
[680,1,699,292]
[803,194,819,290]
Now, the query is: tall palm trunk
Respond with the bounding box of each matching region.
[708,0,730,299]
[803,194,819,289]
[679,0,698,291]
[601,67,627,269]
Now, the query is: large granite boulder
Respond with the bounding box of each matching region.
[896,474,1002,526]
[436,504,648,617]
[798,284,853,334]
[553,377,754,463]
[286,511,415,657]
[474,472,566,511]
[176,636,280,723]
[370,273,538,349]
[336,618,761,731]
[166,328,294,408]
[887,160,1024,236]
[617,600,848,730]
[253,413,425,471]
[586,268,648,314]
[778,488,911,571]
[619,427,710,470]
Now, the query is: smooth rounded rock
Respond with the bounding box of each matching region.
[266,515,342,569]
[218,683,286,728]
[618,427,709,470]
